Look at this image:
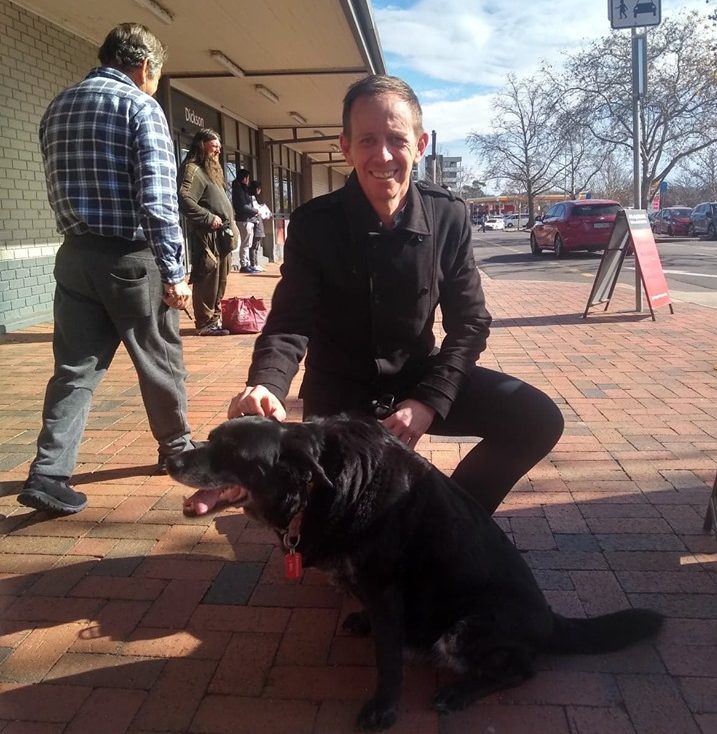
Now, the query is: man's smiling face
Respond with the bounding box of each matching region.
[340,93,428,224]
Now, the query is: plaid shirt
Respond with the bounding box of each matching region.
[39,67,185,283]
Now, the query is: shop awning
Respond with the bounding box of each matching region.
[12,0,385,174]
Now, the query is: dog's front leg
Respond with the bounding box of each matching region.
[356,584,404,731]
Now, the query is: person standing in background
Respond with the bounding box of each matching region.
[178,128,236,336]
[247,179,271,273]
[19,23,194,515]
[231,168,259,273]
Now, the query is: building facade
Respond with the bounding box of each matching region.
[423,154,463,190]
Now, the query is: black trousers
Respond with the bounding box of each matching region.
[303,365,564,514]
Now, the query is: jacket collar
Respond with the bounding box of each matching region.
[341,172,431,241]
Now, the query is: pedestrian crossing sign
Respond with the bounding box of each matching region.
[609,0,661,29]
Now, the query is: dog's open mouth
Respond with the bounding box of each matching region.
[181,484,250,517]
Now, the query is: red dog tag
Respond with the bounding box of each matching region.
[284,551,303,580]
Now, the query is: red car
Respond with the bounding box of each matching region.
[530,199,621,257]
[651,206,692,236]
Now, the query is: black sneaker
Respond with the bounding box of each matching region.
[196,324,230,336]
[17,475,87,515]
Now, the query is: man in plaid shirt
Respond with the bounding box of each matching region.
[18,23,194,515]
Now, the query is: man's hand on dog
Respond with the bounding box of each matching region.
[228,385,287,421]
[227,389,434,449]
[381,399,435,449]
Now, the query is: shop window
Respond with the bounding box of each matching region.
[272,165,300,217]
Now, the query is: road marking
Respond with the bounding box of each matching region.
[624,266,717,279]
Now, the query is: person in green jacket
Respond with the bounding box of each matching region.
[178,128,237,336]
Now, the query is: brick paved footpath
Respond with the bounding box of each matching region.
[0,262,715,734]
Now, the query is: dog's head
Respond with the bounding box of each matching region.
[166,416,331,531]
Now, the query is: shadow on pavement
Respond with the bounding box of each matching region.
[491,311,654,328]
[0,485,714,730]
[0,332,54,345]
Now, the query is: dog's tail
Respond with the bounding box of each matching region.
[546,608,663,654]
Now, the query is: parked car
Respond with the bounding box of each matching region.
[634,2,657,18]
[529,199,621,257]
[651,206,692,236]
[503,213,529,229]
[484,216,505,231]
[688,202,717,238]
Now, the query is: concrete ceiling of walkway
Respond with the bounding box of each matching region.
[13,0,385,174]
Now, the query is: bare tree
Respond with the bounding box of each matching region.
[452,165,477,198]
[559,11,717,208]
[548,101,620,198]
[551,124,615,198]
[466,73,566,226]
[673,146,717,203]
[590,148,633,204]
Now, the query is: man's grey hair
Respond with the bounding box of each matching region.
[98,23,168,77]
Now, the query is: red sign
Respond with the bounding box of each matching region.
[626,210,672,311]
[584,209,673,320]
[651,191,660,210]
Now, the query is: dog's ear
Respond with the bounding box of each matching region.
[279,428,333,490]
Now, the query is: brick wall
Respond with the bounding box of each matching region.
[0,0,95,333]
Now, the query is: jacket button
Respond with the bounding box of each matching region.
[416,235,423,242]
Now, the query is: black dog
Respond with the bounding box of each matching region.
[167,415,662,731]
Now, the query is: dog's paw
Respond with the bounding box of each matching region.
[342,610,372,636]
[433,683,477,714]
[356,699,397,731]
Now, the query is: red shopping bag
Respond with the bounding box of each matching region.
[221,296,268,334]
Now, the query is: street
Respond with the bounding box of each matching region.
[472,228,717,308]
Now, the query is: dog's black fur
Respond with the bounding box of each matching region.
[167,415,663,731]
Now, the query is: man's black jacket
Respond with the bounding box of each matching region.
[232,180,255,222]
[247,173,492,418]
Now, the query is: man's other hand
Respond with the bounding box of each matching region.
[381,398,435,449]
[162,280,191,310]
[228,385,287,421]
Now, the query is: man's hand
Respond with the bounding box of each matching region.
[210,215,223,230]
[228,385,287,421]
[381,399,435,449]
[162,280,191,310]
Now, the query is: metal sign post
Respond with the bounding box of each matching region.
[608,1,661,311]
[632,29,646,311]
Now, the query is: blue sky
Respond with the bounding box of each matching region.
[369,1,709,181]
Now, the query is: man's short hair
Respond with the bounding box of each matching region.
[236,168,251,182]
[342,75,423,139]
[98,23,168,77]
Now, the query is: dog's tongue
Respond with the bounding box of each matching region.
[220,485,248,505]
[182,485,249,516]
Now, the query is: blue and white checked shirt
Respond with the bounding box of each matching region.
[40,67,185,283]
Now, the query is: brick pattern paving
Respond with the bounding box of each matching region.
[0,266,715,734]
